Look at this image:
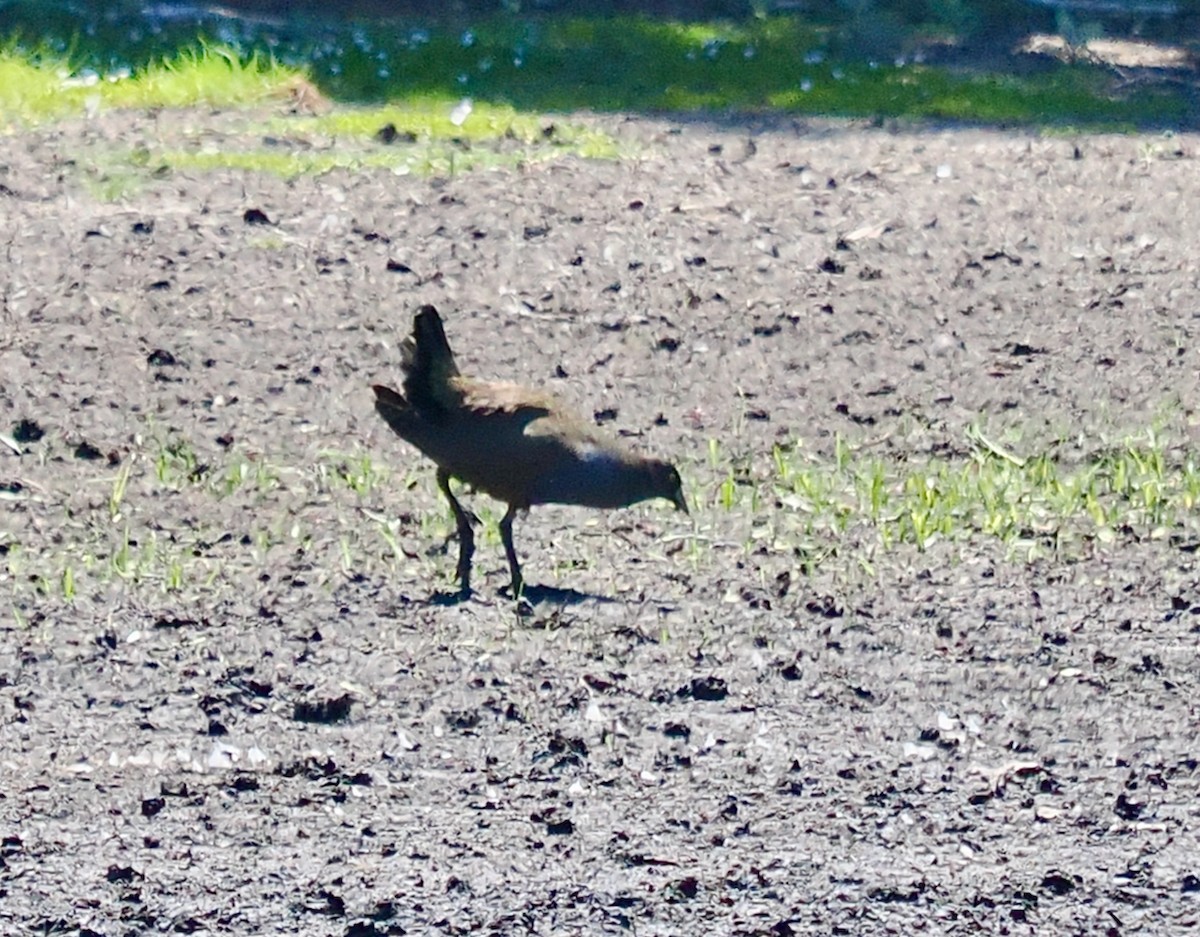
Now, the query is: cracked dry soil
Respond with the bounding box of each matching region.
[3,108,1200,935]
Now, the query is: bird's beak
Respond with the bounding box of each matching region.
[672,487,689,514]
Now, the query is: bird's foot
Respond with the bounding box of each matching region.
[499,578,536,616]
[428,587,472,606]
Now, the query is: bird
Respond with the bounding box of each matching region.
[372,305,687,597]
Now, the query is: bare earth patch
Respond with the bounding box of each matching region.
[3,105,1200,934]
[1020,33,1194,69]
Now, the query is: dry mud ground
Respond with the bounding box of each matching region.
[2,108,1200,935]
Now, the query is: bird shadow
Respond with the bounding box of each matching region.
[514,583,617,607]
[422,584,615,608]
[426,589,472,607]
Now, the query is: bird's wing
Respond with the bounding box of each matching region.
[457,380,556,425]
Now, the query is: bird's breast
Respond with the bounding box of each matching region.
[527,444,640,509]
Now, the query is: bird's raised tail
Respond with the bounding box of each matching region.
[372,382,417,439]
[401,304,460,415]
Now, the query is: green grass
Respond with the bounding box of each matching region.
[2,437,392,602]
[0,9,1188,132]
[144,102,622,179]
[7,414,1200,607]
[705,426,1200,571]
[0,42,624,180]
[0,44,297,124]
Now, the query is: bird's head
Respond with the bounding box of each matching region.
[649,460,688,514]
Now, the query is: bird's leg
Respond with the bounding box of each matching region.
[437,468,476,593]
[499,503,523,597]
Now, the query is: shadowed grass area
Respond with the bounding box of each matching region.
[0,6,1188,130]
